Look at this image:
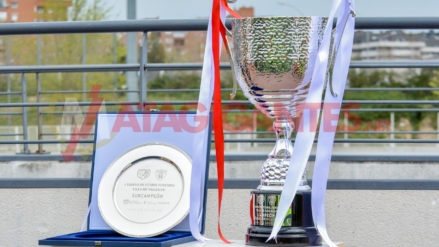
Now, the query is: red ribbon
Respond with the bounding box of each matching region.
[221,0,242,18]
[211,0,241,243]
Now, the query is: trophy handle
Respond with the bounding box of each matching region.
[326,8,356,97]
[222,23,239,99]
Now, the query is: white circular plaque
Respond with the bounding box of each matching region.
[98,143,192,238]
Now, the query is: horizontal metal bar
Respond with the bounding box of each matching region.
[150,61,439,70]
[0,64,140,74]
[140,100,439,105]
[0,60,438,74]
[0,112,22,115]
[41,133,94,136]
[0,17,438,36]
[208,179,439,190]
[148,88,233,93]
[0,91,21,95]
[341,108,439,112]
[0,178,91,188]
[0,154,95,162]
[40,89,139,94]
[218,139,439,143]
[0,178,437,190]
[0,133,23,136]
[0,154,437,162]
[349,60,439,68]
[316,179,439,190]
[209,154,439,162]
[0,101,139,107]
[223,108,439,113]
[35,108,439,115]
[37,131,439,137]
[346,88,439,91]
[345,100,439,105]
[336,131,439,135]
[148,88,439,93]
[32,100,431,107]
[0,140,94,144]
[1,138,438,145]
[227,131,439,135]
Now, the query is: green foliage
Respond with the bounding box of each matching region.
[345,68,438,131]
[0,0,122,127]
[429,70,439,97]
[148,32,165,63]
[69,0,111,21]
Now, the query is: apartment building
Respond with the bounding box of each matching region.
[0,0,71,23]
[352,30,439,60]
[159,7,254,62]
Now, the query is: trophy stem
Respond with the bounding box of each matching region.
[259,118,308,190]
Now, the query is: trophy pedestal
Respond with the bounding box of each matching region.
[246,190,321,246]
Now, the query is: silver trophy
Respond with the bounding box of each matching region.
[223,15,353,246]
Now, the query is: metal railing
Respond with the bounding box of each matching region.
[0,17,439,160]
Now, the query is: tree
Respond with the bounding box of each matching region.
[0,0,121,127]
[148,32,165,63]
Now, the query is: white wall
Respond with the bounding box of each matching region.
[0,188,438,247]
[2,160,439,180]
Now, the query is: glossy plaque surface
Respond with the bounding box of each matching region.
[98,143,192,238]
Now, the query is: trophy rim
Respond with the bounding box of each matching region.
[231,16,329,21]
[98,142,192,238]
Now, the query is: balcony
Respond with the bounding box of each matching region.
[0,17,438,247]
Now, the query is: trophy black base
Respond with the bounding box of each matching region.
[246,226,321,246]
[245,189,322,246]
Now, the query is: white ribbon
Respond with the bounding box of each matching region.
[312,1,355,246]
[268,0,355,243]
[189,3,226,241]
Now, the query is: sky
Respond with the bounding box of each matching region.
[98,0,439,21]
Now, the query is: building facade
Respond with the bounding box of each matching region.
[352,30,439,60]
[159,7,254,63]
[0,0,71,23]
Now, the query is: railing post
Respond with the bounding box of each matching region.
[390,112,395,147]
[344,112,349,147]
[20,73,30,154]
[126,0,139,107]
[82,33,87,103]
[139,32,148,108]
[36,72,49,154]
[253,112,258,147]
[113,33,118,91]
[6,35,11,126]
[437,112,439,147]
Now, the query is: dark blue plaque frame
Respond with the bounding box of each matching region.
[39,111,212,247]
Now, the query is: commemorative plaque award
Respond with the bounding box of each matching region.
[98,143,192,238]
[221,4,355,246]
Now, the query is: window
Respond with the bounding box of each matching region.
[0,0,7,8]
[0,11,6,21]
[36,6,44,14]
[11,2,18,8]
[11,13,18,22]
[174,38,184,46]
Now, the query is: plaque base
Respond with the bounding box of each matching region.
[246,190,322,246]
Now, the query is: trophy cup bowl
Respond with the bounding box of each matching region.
[225,16,329,246]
